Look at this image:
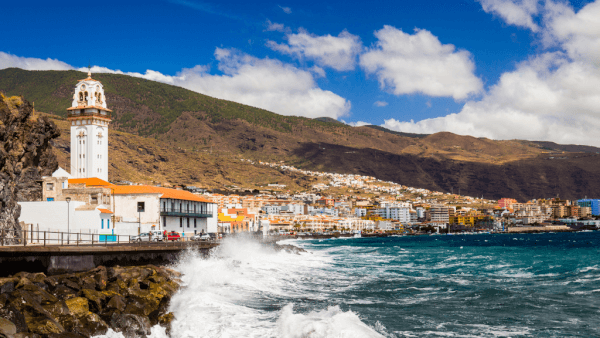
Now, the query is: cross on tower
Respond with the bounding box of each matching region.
[78,131,85,138]
[97,132,103,138]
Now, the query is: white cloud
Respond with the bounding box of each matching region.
[544,0,600,62]
[265,20,290,33]
[477,0,541,31]
[343,120,371,127]
[0,50,350,120]
[380,1,600,146]
[382,52,600,146]
[279,5,292,14]
[373,101,388,107]
[0,52,73,71]
[267,29,362,71]
[359,26,483,100]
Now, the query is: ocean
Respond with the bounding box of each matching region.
[100,232,600,337]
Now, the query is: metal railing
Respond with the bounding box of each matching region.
[0,229,218,247]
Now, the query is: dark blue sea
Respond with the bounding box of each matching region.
[100,232,600,337]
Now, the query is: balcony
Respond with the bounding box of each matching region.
[68,111,112,119]
[160,207,212,218]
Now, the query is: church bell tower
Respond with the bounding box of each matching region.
[67,70,112,181]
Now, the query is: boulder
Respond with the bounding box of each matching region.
[79,289,105,313]
[106,295,126,313]
[22,313,65,335]
[0,318,17,336]
[64,298,88,318]
[52,285,77,301]
[77,313,108,336]
[0,278,16,294]
[109,313,151,338]
[0,305,27,333]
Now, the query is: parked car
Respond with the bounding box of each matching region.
[166,231,181,241]
[149,230,164,241]
[192,233,211,241]
[131,233,152,242]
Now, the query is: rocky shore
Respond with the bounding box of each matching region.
[0,265,180,338]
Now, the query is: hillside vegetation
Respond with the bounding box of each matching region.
[4,68,600,200]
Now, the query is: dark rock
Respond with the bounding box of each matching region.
[47,333,87,338]
[20,284,58,305]
[106,295,126,313]
[110,313,151,338]
[0,304,27,333]
[123,298,149,317]
[0,278,16,294]
[55,278,80,292]
[77,313,108,337]
[13,333,41,338]
[52,285,77,301]
[0,95,60,245]
[78,289,106,313]
[44,277,59,290]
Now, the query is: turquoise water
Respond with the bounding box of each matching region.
[108,232,600,337]
[294,232,600,337]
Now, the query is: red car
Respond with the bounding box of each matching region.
[166,231,181,241]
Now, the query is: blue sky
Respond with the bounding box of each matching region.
[2,0,600,146]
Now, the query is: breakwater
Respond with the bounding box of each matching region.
[0,265,180,338]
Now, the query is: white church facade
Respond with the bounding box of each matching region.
[67,71,111,181]
[17,71,217,239]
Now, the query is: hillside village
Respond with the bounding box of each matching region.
[6,72,600,242]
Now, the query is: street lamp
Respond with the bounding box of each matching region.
[65,197,71,244]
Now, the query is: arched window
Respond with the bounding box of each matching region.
[84,91,89,102]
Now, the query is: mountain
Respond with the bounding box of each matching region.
[3,68,600,201]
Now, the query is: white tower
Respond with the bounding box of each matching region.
[67,70,112,181]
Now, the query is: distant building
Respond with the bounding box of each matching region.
[498,198,518,209]
[578,199,600,216]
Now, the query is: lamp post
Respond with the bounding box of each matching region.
[65,197,71,244]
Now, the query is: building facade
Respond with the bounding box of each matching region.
[67,70,112,181]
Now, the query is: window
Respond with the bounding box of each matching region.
[108,219,110,228]
[46,198,54,202]
[137,202,145,212]
[46,183,54,191]
[91,197,98,204]
[194,218,197,228]
[180,218,183,228]
[187,218,190,228]
[101,219,104,229]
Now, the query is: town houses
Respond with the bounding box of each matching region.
[15,72,600,238]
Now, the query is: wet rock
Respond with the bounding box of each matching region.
[0,318,17,336]
[0,278,17,294]
[64,298,88,318]
[110,313,151,338]
[47,333,87,338]
[77,313,108,336]
[79,289,105,313]
[22,314,65,335]
[158,312,174,328]
[0,305,27,333]
[55,278,79,292]
[52,285,77,301]
[106,295,126,313]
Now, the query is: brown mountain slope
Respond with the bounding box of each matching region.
[4,69,598,200]
[293,141,600,201]
[46,114,319,190]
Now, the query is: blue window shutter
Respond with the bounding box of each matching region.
[101,219,104,229]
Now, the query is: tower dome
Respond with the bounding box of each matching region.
[67,71,112,181]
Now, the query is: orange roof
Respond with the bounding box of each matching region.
[98,208,113,214]
[113,185,213,203]
[68,178,114,187]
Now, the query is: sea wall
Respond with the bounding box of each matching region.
[0,265,180,338]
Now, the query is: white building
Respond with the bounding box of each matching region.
[375,206,410,223]
[67,70,111,181]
